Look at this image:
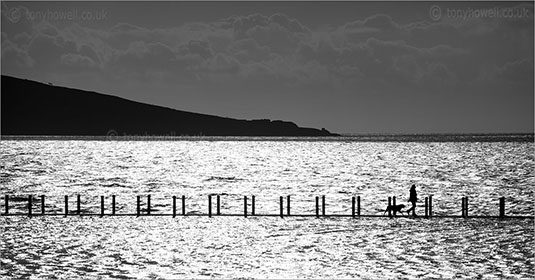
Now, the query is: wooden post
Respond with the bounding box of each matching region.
[41,195,45,215]
[208,195,212,218]
[287,195,290,216]
[182,195,186,216]
[217,195,221,215]
[28,195,32,217]
[244,196,247,218]
[393,196,397,217]
[352,197,355,218]
[315,196,319,218]
[65,195,68,217]
[429,195,433,218]
[101,195,104,217]
[425,197,428,218]
[357,196,361,217]
[388,197,392,217]
[464,196,467,218]
[280,196,283,218]
[462,196,466,218]
[77,194,81,215]
[252,195,255,216]
[147,195,151,215]
[499,197,505,218]
[4,195,8,215]
[137,195,140,217]
[172,196,176,218]
[461,197,465,217]
[112,195,116,215]
[322,195,326,216]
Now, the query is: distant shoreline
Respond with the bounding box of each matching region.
[1,133,533,142]
[1,75,338,137]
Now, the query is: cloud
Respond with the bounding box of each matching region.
[344,14,400,32]
[60,53,97,69]
[407,22,464,48]
[499,59,534,82]
[1,39,34,75]
[480,59,535,83]
[228,38,271,63]
[342,14,406,43]
[109,41,180,74]
[178,40,213,59]
[27,34,74,68]
[202,52,240,73]
[224,13,311,54]
[1,5,532,91]
[13,32,32,46]
[226,13,309,38]
[421,63,459,87]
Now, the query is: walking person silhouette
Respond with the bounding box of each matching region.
[407,184,418,216]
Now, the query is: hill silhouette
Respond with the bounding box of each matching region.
[1,75,337,136]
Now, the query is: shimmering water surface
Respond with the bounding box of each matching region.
[1,138,534,278]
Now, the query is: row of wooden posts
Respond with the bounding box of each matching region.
[1,194,509,218]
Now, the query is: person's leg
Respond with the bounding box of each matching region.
[411,201,416,216]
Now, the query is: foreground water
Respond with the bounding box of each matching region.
[2,217,533,279]
[1,137,534,278]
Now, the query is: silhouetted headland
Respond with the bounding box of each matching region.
[1,75,338,137]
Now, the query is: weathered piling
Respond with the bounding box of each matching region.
[244,196,247,218]
[499,197,505,218]
[465,197,468,217]
[461,196,468,218]
[208,195,212,218]
[28,195,32,217]
[388,197,392,217]
[100,196,105,217]
[252,195,255,216]
[357,196,361,216]
[322,195,326,216]
[136,195,140,217]
[64,195,68,217]
[41,195,45,215]
[429,195,433,218]
[352,197,356,218]
[172,196,176,218]
[393,196,397,217]
[280,196,283,218]
[147,195,151,215]
[217,195,221,215]
[287,195,291,216]
[4,195,8,215]
[461,197,468,218]
[77,194,81,215]
[461,197,465,217]
[315,196,319,218]
[112,195,116,215]
[425,197,428,218]
[182,195,185,216]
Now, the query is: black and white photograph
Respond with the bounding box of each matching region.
[1,0,534,279]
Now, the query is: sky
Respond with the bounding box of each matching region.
[1,1,533,134]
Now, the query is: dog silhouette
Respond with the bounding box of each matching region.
[383,204,406,216]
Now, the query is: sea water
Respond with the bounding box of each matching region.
[1,136,533,278]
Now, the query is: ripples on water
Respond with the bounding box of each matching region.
[0,138,534,278]
[1,217,533,279]
[1,139,533,216]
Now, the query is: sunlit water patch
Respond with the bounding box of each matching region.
[1,217,533,279]
[1,138,533,278]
